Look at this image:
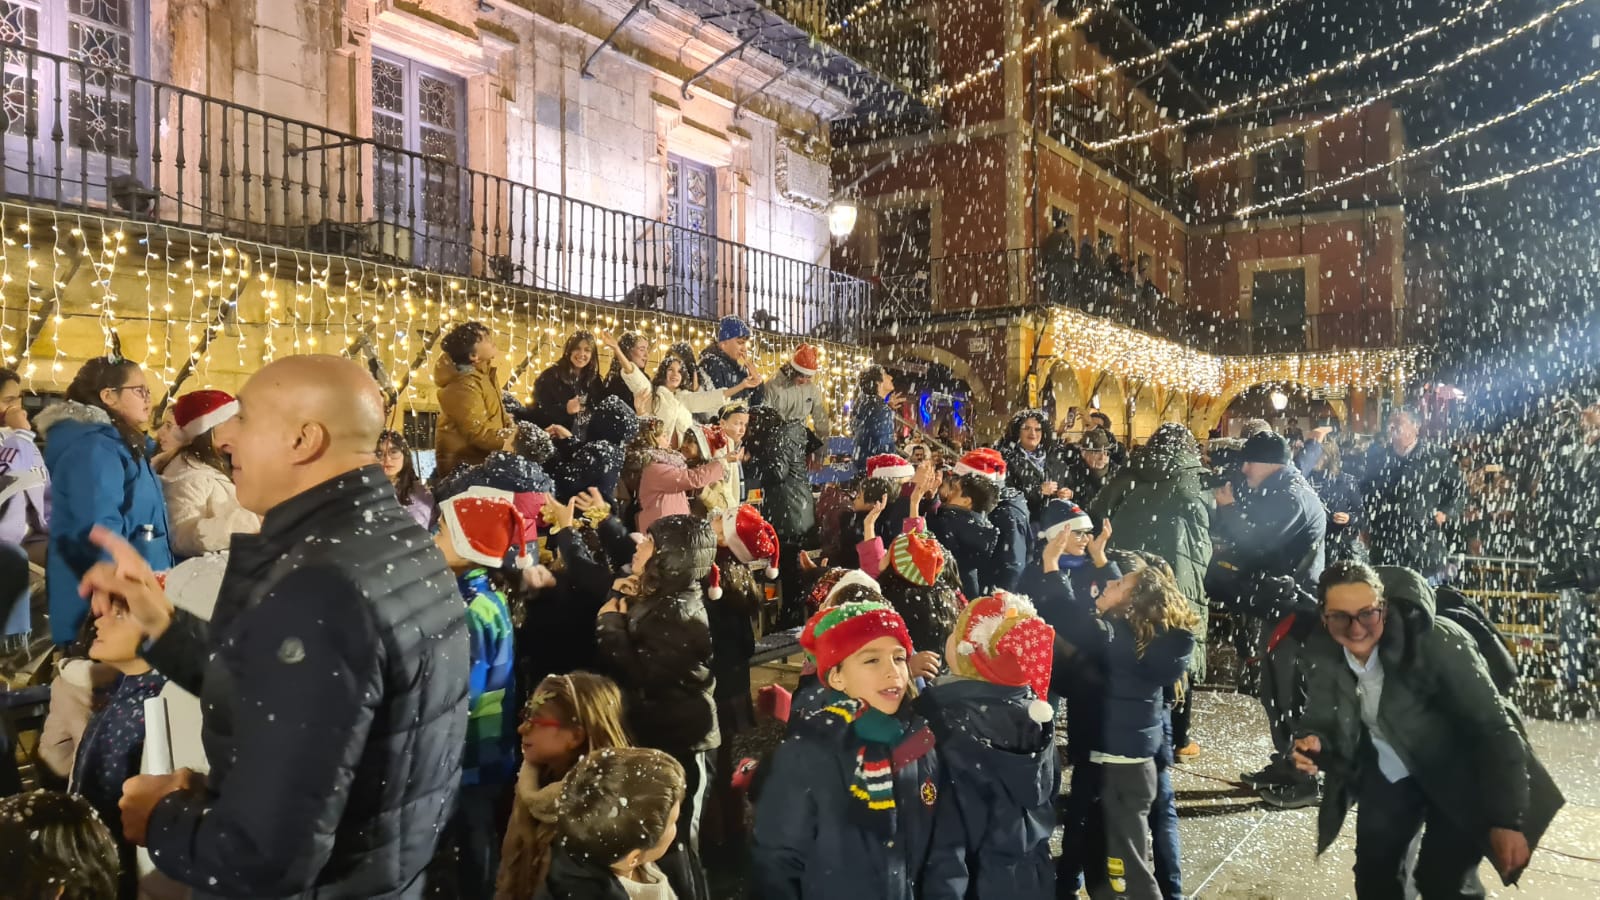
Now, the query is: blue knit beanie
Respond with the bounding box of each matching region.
[718,315,751,342]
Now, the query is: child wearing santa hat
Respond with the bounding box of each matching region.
[435,486,535,897]
[917,591,1059,900]
[751,601,967,900]
[927,450,1005,600]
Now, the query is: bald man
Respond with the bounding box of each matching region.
[84,355,468,898]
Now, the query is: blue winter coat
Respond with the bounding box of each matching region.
[39,401,173,643]
[983,489,1031,593]
[1038,570,1194,759]
[752,700,969,900]
[851,393,898,473]
[928,506,997,600]
[917,678,1057,900]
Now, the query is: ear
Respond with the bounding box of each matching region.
[616,848,645,873]
[287,419,333,463]
[824,665,846,692]
[565,724,587,754]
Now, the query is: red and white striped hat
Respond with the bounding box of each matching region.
[865,453,915,481]
[953,448,1007,483]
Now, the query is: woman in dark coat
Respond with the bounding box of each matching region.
[1307,439,1366,565]
[532,331,602,433]
[996,409,1075,523]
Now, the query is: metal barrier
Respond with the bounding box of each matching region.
[1454,556,1569,696]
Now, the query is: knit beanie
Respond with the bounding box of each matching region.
[950,591,1056,722]
[800,601,914,675]
[717,316,752,342]
[1038,499,1092,541]
[888,531,945,586]
[1242,431,1292,466]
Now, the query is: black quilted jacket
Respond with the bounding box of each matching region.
[143,466,469,898]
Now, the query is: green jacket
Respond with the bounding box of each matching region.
[1091,441,1213,677]
[1296,567,1564,860]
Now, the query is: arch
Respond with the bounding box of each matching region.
[1042,360,1087,428]
[887,344,992,412]
[1209,381,1348,437]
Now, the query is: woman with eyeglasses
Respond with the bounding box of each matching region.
[38,355,173,644]
[1283,560,1564,897]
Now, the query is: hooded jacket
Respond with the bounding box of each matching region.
[1295,567,1565,858]
[140,466,468,898]
[751,700,968,900]
[159,452,261,559]
[39,400,173,644]
[0,426,49,546]
[983,488,1031,594]
[1092,439,1212,676]
[636,448,724,534]
[764,368,833,452]
[917,678,1057,900]
[928,505,998,600]
[748,409,815,539]
[435,356,513,478]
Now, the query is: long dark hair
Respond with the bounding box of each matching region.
[65,356,147,456]
[182,429,231,476]
[607,332,646,383]
[378,429,422,503]
[562,331,600,385]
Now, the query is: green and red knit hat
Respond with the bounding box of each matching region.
[800,601,914,674]
[888,531,946,586]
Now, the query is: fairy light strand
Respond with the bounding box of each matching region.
[1446,137,1600,192]
[925,6,1097,104]
[1090,0,1511,150]
[1044,0,1303,96]
[1237,65,1600,216]
[824,0,890,38]
[1187,0,1592,176]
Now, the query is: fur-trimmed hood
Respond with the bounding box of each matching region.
[34,399,112,436]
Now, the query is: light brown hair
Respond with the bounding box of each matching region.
[556,747,686,866]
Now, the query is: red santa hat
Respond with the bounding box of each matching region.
[438,486,536,570]
[790,343,821,376]
[722,504,781,579]
[689,424,730,461]
[171,389,239,442]
[953,448,1007,483]
[865,453,915,481]
[951,591,1056,723]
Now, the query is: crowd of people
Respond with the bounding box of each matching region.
[0,313,1586,900]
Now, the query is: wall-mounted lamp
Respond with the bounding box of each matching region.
[827,199,858,240]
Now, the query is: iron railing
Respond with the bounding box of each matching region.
[0,41,872,342]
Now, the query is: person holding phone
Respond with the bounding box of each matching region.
[1287,561,1564,897]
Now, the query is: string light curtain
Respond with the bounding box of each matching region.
[1447,137,1600,192]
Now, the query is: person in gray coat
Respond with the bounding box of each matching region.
[762,344,833,465]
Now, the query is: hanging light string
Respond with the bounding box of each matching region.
[924,6,1098,104]
[1088,0,1510,150]
[1187,0,1589,176]
[1042,0,1305,96]
[1236,65,1600,216]
[824,0,891,38]
[1446,137,1600,193]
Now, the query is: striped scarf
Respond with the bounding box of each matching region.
[816,692,916,836]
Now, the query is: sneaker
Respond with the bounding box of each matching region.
[1260,780,1321,810]
[1239,763,1297,790]
[1175,742,1200,761]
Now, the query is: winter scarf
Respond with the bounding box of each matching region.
[495,761,566,900]
[814,691,934,837]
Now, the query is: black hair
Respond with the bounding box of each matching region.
[858,364,887,399]
[955,473,999,514]
[877,535,962,655]
[640,514,716,599]
[378,429,422,505]
[1090,410,1114,430]
[65,356,147,456]
[561,331,600,383]
[606,332,647,383]
[0,367,19,391]
[859,476,895,505]
[441,321,491,366]
[830,583,885,607]
[0,790,120,900]
[1317,560,1385,604]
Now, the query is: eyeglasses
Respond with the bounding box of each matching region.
[1071,529,1094,537]
[521,715,567,730]
[116,386,151,400]
[1323,604,1386,634]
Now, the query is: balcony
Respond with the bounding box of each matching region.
[1045,90,1196,219]
[0,42,872,343]
[865,247,1422,356]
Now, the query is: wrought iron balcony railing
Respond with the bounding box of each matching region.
[0,41,871,343]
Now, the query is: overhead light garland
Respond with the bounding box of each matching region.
[1089,0,1508,150]
[924,6,1097,104]
[1042,0,1303,96]
[1446,137,1600,193]
[1236,64,1600,216]
[824,0,891,38]
[1187,0,1589,176]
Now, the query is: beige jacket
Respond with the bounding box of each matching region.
[160,453,261,558]
[495,761,565,900]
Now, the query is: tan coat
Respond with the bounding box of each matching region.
[495,761,564,900]
[433,355,512,477]
[159,453,261,558]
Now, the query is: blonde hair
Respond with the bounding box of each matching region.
[1108,551,1200,658]
[528,672,631,759]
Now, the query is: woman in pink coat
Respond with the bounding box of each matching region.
[636,425,724,533]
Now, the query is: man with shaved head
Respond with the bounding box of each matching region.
[81,355,468,898]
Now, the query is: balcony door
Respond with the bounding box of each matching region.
[1,0,148,206]
[371,50,469,273]
[664,154,716,319]
[877,203,932,313]
[1251,267,1307,353]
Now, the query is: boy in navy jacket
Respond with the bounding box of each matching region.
[918,590,1058,900]
[752,601,967,900]
[928,462,1000,600]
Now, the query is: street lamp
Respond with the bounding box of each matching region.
[828,200,858,240]
[1270,390,1289,411]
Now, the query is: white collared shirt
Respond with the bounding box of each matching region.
[1344,647,1410,783]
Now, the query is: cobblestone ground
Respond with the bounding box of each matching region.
[710,663,1600,899]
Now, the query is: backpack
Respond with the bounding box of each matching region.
[1433,585,1519,696]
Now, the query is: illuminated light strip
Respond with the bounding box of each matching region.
[1236,65,1600,216]
[1446,138,1600,192]
[1089,0,1510,150]
[923,6,1098,104]
[1043,0,1304,95]
[1187,0,1591,175]
[824,0,890,38]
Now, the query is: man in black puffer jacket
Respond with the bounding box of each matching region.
[89,356,467,898]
